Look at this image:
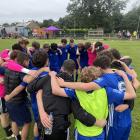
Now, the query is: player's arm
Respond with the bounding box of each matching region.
[57,77,100,91]
[23,67,50,83]
[5,85,25,102]
[50,72,68,97]
[116,70,136,99]
[71,100,106,128]
[36,90,52,128]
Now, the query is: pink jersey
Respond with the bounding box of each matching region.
[87,48,97,66]
[0,75,5,98]
[5,60,23,72]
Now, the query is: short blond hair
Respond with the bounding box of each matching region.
[81,66,102,83]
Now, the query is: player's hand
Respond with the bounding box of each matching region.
[49,71,57,77]
[115,70,127,78]
[95,119,107,128]
[4,95,11,102]
[28,70,38,77]
[40,111,52,129]
[115,104,129,112]
[57,77,65,87]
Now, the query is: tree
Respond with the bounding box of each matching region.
[40,19,57,27]
[67,0,128,32]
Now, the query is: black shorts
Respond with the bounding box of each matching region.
[0,98,8,114]
[43,130,68,140]
[6,101,32,126]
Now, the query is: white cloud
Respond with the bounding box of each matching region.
[0,0,139,24]
[0,0,69,23]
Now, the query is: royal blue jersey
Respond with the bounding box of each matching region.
[94,72,132,128]
[48,49,61,72]
[67,44,78,61]
[79,49,88,68]
[60,46,68,66]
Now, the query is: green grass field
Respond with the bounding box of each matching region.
[0,39,140,140]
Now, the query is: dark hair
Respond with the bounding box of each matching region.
[95,41,104,52]
[61,38,67,44]
[32,50,48,68]
[32,41,40,50]
[12,43,23,51]
[43,44,50,49]
[95,42,103,48]
[94,55,111,69]
[16,52,29,66]
[98,50,114,62]
[85,42,91,49]
[70,39,74,43]
[110,48,121,60]
[62,59,76,74]
[78,43,85,49]
[10,50,20,60]
[51,43,58,51]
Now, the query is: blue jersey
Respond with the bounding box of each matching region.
[67,44,78,61]
[48,50,61,73]
[64,87,124,105]
[79,49,88,68]
[29,67,48,122]
[60,46,68,66]
[94,72,132,128]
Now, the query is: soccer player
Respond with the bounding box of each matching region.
[0,52,13,139]
[48,43,62,73]
[4,52,32,140]
[77,43,88,70]
[67,39,79,81]
[59,38,68,67]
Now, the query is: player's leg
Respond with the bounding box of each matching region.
[12,122,21,140]
[34,123,40,140]
[21,123,30,140]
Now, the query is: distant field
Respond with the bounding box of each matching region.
[0,39,140,140]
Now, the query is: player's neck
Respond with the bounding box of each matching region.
[102,68,114,74]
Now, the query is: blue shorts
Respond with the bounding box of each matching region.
[75,130,105,140]
[107,125,131,140]
[6,101,32,126]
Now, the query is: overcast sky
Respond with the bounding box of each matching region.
[0,0,139,24]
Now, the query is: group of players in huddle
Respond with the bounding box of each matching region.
[0,37,139,140]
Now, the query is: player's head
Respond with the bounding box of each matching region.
[61,38,67,46]
[10,50,20,60]
[18,37,29,48]
[12,43,23,51]
[81,66,102,83]
[16,52,29,67]
[78,43,85,51]
[69,39,75,47]
[32,50,48,68]
[94,55,111,70]
[61,59,76,75]
[110,48,121,60]
[98,49,114,62]
[85,42,92,49]
[43,44,50,53]
[32,41,40,51]
[94,41,104,53]
[51,43,58,51]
